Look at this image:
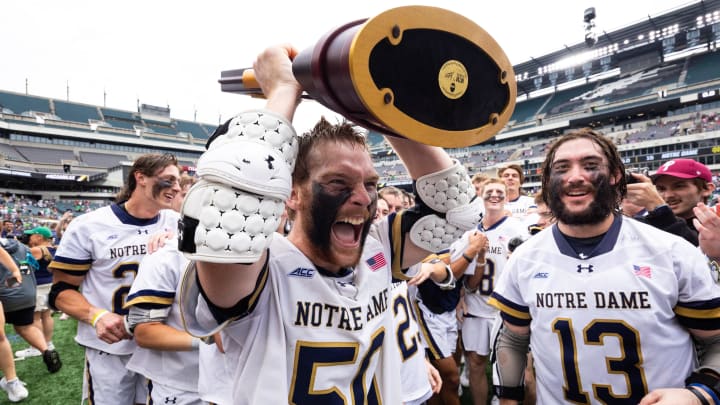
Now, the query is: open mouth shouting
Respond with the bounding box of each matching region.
[332,216,369,249]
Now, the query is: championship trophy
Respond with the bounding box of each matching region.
[219,6,516,148]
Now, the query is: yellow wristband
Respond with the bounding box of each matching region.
[91,310,109,328]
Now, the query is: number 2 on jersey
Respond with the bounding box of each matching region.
[111,262,139,314]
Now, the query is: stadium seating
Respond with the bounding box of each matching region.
[0,91,52,115]
[0,143,27,161]
[78,151,129,168]
[509,95,550,124]
[53,100,102,124]
[685,51,720,86]
[14,146,75,164]
[175,120,210,139]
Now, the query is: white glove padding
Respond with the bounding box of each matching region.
[409,198,484,251]
[197,110,298,200]
[207,110,298,169]
[179,180,286,263]
[415,159,473,214]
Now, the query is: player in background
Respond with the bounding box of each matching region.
[122,172,205,404]
[410,249,469,405]
[471,173,489,197]
[453,178,528,405]
[374,198,390,223]
[49,153,181,405]
[177,44,480,403]
[379,185,405,214]
[490,128,720,404]
[498,164,536,220]
[390,275,442,404]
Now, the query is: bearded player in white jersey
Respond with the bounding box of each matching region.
[489,128,720,405]
[451,178,528,405]
[49,153,181,405]
[176,45,483,404]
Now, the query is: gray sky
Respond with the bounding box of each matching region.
[1,0,696,133]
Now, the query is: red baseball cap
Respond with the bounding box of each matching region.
[653,158,712,183]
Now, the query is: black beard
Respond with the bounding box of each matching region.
[548,173,615,226]
[302,182,375,267]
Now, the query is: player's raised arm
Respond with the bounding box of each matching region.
[179,45,302,311]
[380,135,484,268]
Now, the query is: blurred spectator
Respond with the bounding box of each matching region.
[0,237,61,373]
[14,227,57,359]
[653,158,715,234]
[379,186,405,213]
[1,221,14,239]
[374,198,390,223]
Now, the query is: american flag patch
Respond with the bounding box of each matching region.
[366,252,387,271]
[633,265,652,278]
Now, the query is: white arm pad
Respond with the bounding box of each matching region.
[415,159,473,213]
[179,180,286,263]
[409,197,483,251]
[196,110,298,200]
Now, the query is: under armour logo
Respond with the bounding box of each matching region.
[164,397,177,404]
[137,229,148,235]
[577,264,594,273]
[265,155,275,170]
[660,160,676,172]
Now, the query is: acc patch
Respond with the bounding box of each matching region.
[288,267,315,278]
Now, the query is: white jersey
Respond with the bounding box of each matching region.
[125,240,198,392]
[505,195,536,219]
[453,216,527,318]
[198,342,232,405]
[490,215,720,404]
[391,280,431,404]
[50,204,178,354]
[183,231,402,404]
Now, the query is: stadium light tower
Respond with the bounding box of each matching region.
[584,7,598,47]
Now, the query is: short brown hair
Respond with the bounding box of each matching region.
[479,177,507,195]
[498,164,525,184]
[379,185,404,200]
[292,117,368,186]
[471,173,489,185]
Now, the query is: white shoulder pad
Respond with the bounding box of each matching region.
[179,180,286,264]
[197,110,298,200]
[415,159,473,214]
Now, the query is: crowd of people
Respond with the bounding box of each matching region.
[0,43,718,405]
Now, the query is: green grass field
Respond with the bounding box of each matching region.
[3,314,83,405]
[2,314,480,404]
